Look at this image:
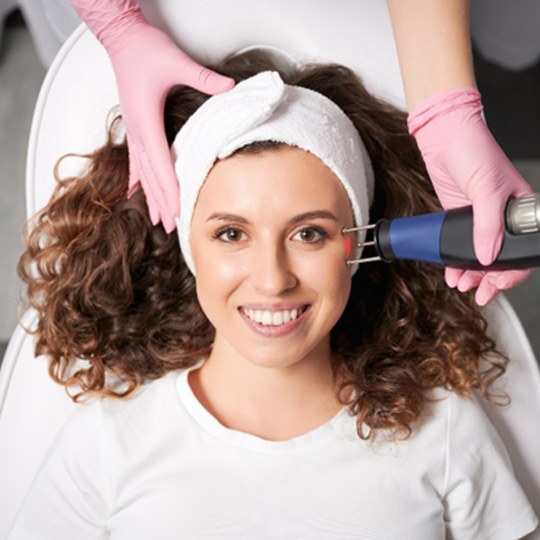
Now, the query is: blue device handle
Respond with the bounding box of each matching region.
[374,206,540,270]
[377,211,446,265]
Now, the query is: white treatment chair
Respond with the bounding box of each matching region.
[0,1,539,537]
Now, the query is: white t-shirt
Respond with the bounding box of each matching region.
[9,365,538,540]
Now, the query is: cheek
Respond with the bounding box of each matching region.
[299,248,352,303]
[199,258,244,283]
[344,235,353,259]
[192,239,239,282]
[192,247,245,311]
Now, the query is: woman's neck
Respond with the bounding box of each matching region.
[187,335,345,441]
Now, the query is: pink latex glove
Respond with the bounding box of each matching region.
[408,88,532,305]
[70,0,235,232]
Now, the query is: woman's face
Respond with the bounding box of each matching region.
[190,146,356,369]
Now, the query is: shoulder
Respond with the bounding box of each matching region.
[55,370,184,450]
[428,390,538,539]
[419,388,496,441]
[96,369,179,412]
[416,389,513,468]
[98,370,182,419]
[403,388,490,453]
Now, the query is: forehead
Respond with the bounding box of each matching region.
[194,146,354,218]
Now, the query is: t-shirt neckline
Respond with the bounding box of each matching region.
[175,363,352,453]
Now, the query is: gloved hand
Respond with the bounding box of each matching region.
[71,0,235,232]
[408,87,532,305]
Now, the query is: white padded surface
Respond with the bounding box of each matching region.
[481,295,540,540]
[143,0,404,106]
[1,1,539,537]
[0,311,77,536]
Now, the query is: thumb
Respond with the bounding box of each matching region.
[471,195,506,266]
[180,58,235,95]
[191,66,235,95]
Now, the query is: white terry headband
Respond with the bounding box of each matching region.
[171,71,375,275]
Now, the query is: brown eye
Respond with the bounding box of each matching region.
[294,227,327,243]
[216,227,244,242]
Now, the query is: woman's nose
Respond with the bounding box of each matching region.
[250,241,297,296]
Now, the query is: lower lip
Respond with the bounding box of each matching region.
[239,306,310,337]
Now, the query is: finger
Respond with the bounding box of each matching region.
[445,267,464,288]
[495,269,531,290]
[504,159,535,199]
[162,214,177,234]
[196,67,236,95]
[471,194,506,267]
[127,139,142,198]
[475,277,499,306]
[127,182,140,199]
[141,182,162,226]
[148,201,160,227]
[136,149,164,226]
[141,118,180,223]
[470,157,533,265]
[456,270,485,292]
[474,269,530,305]
[124,111,178,231]
[178,57,235,95]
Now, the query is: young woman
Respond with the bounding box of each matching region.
[9,52,537,539]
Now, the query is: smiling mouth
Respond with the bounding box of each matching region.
[240,306,309,327]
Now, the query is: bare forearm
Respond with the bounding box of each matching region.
[386,0,476,110]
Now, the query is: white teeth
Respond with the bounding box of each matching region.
[242,307,305,326]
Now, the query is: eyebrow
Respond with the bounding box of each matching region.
[289,210,340,224]
[206,210,340,224]
[206,213,250,224]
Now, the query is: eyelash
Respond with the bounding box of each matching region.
[292,226,328,243]
[212,226,328,244]
[213,226,245,243]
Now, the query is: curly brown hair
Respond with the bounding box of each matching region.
[18,51,506,439]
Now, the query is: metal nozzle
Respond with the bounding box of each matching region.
[342,224,382,265]
[342,224,376,234]
[506,193,540,234]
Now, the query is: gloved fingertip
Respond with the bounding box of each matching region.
[203,71,236,94]
[475,291,488,306]
[476,287,497,306]
[220,76,236,92]
[148,204,160,226]
[457,283,470,293]
[445,270,458,288]
[163,216,177,234]
[457,274,473,292]
[165,188,180,219]
[127,181,140,199]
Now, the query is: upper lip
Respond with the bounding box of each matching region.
[239,302,309,312]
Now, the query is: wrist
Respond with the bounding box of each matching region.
[407,87,482,136]
[98,6,151,55]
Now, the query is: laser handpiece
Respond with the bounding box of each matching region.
[343,193,540,270]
